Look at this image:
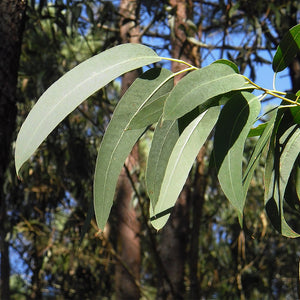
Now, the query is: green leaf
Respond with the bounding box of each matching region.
[163,63,250,120]
[213,59,239,73]
[129,93,170,129]
[279,126,300,198]
[15,43,161,175]
[264,110,284,199]
[290,106,300,125]
[93,68,173,230]
[243,111,277,197]
[272,24,300,73]
[150,107,220,230]
[146,107,202,210]
[265,112,300,238]
[296,165,300,200]
[214,92,261,221]
[284,163,300,212]
[146,119,180,208]
[248,123,267,137]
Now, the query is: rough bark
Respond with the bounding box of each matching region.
[0,1,27,299]
[114,0,141,299]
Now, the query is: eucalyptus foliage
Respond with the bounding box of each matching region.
[16,25,300,236]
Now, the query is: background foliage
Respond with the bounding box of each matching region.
[1,0,300,299]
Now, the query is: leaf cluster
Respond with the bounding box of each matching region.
[15,25,300,237]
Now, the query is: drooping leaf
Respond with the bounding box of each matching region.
[248,123,267,137]
[150,107,220,230]
[93,68,173,230]
[296,165,300,200]
[266,125,300,238]
[213,59,239,73]
[146,107,201,210]
[279,125,300,226]
[163,63,251,120]
[284,163,300,213]
[129,93,170,129]
[264,110,284,201]
[243,111,277,197]
[272,24,300,73]
[146,119,180,208]
[290,106,300,125]
[279,125,300,197]
[15,43,161,175]
[264,111,300,238]
[214,92,261,222]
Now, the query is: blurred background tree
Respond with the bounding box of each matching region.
[1,0,299,299]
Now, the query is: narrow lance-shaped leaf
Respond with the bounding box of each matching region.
[15,43,161,175]
[248,123,267,137]
[129,93,170,129]
[264,111,284,202]
[296,165,300,200]
[163,63,251,121]
[146,119,180,208]
[265,124,300,238]
[243,110,277,196]
[272,24,300,73]
[278,125,300,237]
[290,106,300,125]
[278,125,300,199]
[94,68,173,230]
[214,92,261,222]
[146,107,201,209]
[150,107,220,230]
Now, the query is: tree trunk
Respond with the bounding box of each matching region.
[157,0,201,299]
[188,147,207,300]
[114,0,141,299]
[169,0,200,83]
[0,1,27,299]
[115,145,141,300]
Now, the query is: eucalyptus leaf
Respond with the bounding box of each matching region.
[163,63,250,120]
[248,123,267,137]
[243,111,277,195]
[214,92,261,221]
[146,119,180,208]
[272,24,300,73]
[94,68,173,230]
[150,107,220,230]
[213,59,239,73]
[264,112,300,237]
[296,166,300,200]
[279,125,300,199]
[264,111,284,202]
[290,106,300,125]
[129,93,170,129]
[15,43,161,175]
